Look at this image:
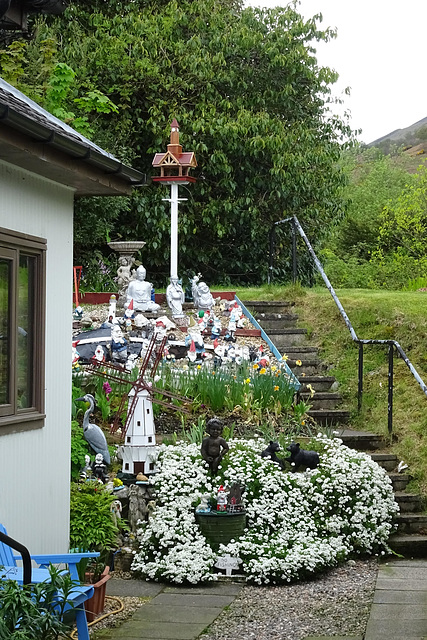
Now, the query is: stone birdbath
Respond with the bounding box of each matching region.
[108,241,146,307]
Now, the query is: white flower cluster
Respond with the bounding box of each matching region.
[131,436,399,585]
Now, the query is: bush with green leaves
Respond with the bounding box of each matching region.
[0,565,78,640]
[69,482,121,553]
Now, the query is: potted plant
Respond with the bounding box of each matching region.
[70,482,126,621]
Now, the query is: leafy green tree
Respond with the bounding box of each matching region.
[3,0,353,285]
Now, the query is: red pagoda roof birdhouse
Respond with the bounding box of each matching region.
[152,119,197,184]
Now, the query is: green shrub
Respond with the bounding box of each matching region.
[69,482,120,552]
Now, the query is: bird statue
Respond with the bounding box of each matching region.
[75,393,111,465]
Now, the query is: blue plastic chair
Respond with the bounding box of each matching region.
[0,524,100,640]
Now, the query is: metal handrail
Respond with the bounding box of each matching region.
[270,215,427,435]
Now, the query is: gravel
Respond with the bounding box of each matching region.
[199,559,378,640]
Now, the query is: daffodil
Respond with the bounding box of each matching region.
[253,363,259,369]
[244,378,250,384]
[271,366,277,372]
[274,385,279,391]
[282,354,289,361]
[197,364,202,370]
[295,359,302,366]
[260,367,266,375]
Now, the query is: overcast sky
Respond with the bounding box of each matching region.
[245,0,427,144]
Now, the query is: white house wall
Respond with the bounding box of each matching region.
[0,159,74,554]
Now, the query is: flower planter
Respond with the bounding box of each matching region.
[84,566,111,623]
[195,512,246,549]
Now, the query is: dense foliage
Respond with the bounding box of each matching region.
[0,0,353,285]
[132,436,398,584]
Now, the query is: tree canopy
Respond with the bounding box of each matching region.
[1,0,353,286]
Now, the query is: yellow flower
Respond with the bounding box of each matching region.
[260,367,266,375]
[271,366,277,372]
[197,365,202,370]
[307,383,315,397]
[274,385,279,391]
[295,359,302,366]
[302,372,306,377]
[212,371,216,375]
[301,420,305,426]
[282,354,289,361]
[275,372,279,377]
[253,363,259,369]
[244,378,250,384]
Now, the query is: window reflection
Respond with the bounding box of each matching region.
[17,255,34,409]
[0,259,10,405]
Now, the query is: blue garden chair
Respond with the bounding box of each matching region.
[0,524,99,640]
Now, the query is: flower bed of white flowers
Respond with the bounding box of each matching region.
[131,436,399,585]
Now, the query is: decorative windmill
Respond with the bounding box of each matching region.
[86,334,191,475]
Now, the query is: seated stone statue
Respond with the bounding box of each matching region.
[201,417,229,475]
[191,274,214,310]
[125,265,160,313]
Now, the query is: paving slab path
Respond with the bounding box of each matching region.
[97,578,243,640]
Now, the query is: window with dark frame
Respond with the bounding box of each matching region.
[0,228,46,431]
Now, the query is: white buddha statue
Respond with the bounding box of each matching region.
[125,265,160,313]
[191,274,214,310]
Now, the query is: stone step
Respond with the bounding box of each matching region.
[307,409,350,426]
[395,513,427,534]
[388,533,427,557]
[254,313,299,330]
[370,453,399,472]
[288,359,322,375]
[240,300,294,314]
[388,473,412,492]
[334,429,386,451]
[282,346,319,360]
[300,391,342,410]
[264,328,308,347]
[394,492,423,513]
[299,375,337,392]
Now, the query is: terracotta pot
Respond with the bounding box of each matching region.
[84,566,111,623]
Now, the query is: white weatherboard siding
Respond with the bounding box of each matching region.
[0,160,74,554]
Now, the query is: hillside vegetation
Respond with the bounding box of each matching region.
[236,285,427,497]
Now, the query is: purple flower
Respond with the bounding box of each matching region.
[103,382,112,399]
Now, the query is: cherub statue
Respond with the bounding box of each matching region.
[201,417,229,475]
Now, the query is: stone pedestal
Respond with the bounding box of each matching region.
[108,241,146,308]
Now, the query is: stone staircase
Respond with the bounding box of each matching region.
[242,299,427,557]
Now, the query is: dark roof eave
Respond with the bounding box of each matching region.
[0,101,146,186]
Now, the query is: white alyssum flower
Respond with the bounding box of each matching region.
[131,436,398,585]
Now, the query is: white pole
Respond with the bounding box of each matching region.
[170,182,179,279]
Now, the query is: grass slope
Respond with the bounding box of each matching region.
[236,285,427,497]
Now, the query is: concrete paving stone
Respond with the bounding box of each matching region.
[112,620,209,639]
[163,583,243,596]
[365,617,427,637]
[303,637,363,640]
[379,565,427,580]
[106,578,165,598]
[150,593,235,608]
[375,578,427,591]
[132,604,223,624]
[384,560,427,568]
[374,590,427,605]
[369,603,427,619]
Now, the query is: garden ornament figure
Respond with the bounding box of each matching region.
[201,417,229,475]
[191,274,214,310]
[166,277,185,317]
[92,452,108,483]
[76,394,111,465]
[111,324,128,363]
[217,485,227,512]
[125,265,160,313]
[285,442,320,472]
[261,441,285,470]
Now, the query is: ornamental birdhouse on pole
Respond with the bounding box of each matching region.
[152,121,197,314]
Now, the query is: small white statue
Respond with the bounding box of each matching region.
[191,274,214,310]
[125,266,160,313]
[166,277,185,317]
[111,324,128,363]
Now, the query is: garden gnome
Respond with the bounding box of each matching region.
[125,265,160,313]
[166,277,185,317]
[92,453,108,483]
[111,324,128,363]
[201,417,229,475]
[217,485,227,512]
